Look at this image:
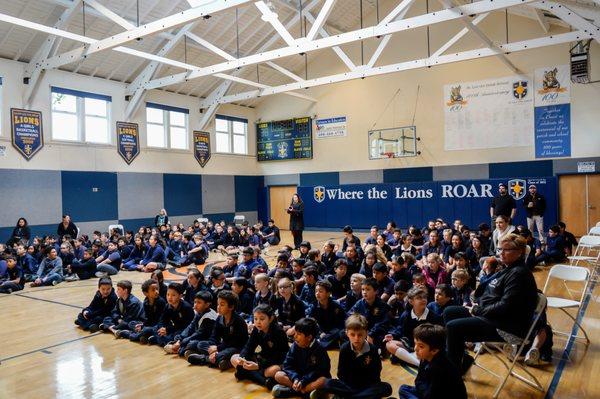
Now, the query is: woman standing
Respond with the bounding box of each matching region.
[287,193,304,249]
[57,215,78,240]
[7,218,31,246]
[154,208,169,228]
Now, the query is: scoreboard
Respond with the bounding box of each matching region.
[256,117,312,161]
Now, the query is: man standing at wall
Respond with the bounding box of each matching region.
[523,184,546,244]
[490,183,517,224]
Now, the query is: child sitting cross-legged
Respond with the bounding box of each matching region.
[399,323,467,399]
[271,317,331,398]
[187,290,249,370]
[74,277,117,332]
[146,282,194,346]
[230,304,289,388]
[316,314,393,399]
[118,279,166,341]
[100,280,144,336]
[306,280,346,349]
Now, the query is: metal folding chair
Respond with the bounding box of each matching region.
[473,292,547,398]
[543,264,591,345]
[196,217,209,224]
[233,214,245,227]
[588,226,600,236]
[108,224,125,236]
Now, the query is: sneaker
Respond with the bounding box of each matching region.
[524,348,541,366]
[114,330,124,339]
[52,279,59,286]
[218,359,231,371]
[265,377,276,390]
[310,389,328,399]
[65,274,80,282]
[184,349,193,359]
[139,336,149,345]
[95,271,108,278]
[147,336,158,345]
[88,324,100,333]
[6,288,13,294]
[164,344,176,354]
[271,384,295,398]
[187,353,208,366]
[99,323,107,332]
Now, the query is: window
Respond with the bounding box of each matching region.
[146,102,189,149]
[51,87,111,144]
[215,114,248,155]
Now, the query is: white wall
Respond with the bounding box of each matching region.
[0,58,260,175]
[255,10,600,176]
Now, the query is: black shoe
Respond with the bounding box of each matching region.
[74,319,80,326]
[265,377,276,390]
[272,385,295,398]
[148,336,158,345]
[462,354,475,375]
[99,323,107,332]
[234,366,246,381]
[117,330,131,339]
[139,336,149,345]
[218,359,231,371]
[187,354,208,366]
[89,324,100,333]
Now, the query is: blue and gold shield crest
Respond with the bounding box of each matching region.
[508,179,526,200]
[314,186,325,203]
[513,81,528,99]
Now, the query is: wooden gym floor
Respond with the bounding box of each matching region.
[1,231,598,399]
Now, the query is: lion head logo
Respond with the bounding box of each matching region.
[447,85,467,106]
[543,68,560,90]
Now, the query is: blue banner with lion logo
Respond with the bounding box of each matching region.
[116,121,140,165]
[11,108,43,161]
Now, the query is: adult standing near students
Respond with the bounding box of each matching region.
[6,217,31,246]
[523,184,546,244]
[443,234,538,374]
[287,193,304,249]
[490,183,517,223]
[57,215,78,240]
[154,208,169,228]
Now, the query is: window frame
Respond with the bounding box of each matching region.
[50,86,112,145]
[145,102,190,150]
[215,114,248,155]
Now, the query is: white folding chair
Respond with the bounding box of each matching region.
[473,292,547,398]
[233,214,245,227]
[567,235,600,265]
[196,217,209,224]
[588,226,600,236]
[596,221,600,227]
[543,264,591,345]
[108,224,125,236]
[76,227,81,238]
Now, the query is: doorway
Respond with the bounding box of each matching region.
[269,185,297,231]
[558,174,600,237]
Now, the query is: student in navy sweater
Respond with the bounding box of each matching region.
[122,235,148,271]
[146,282,194,347]
[187,290,248,370]
[135,235,166,272]
[231,277,255,319]
[231,304,289,387]
[273,277,306,338]
[399,324,467,399]
[536,225,566,264]
[66,248,97,281]
[75,277,117,332]
[426,284,455,318]
[100,280,144,336]
[0,256,24,294]
[182,269,206,305]
[348,278,390,349]
[307,280,346,349]
[16,243,37,276]
[119,279,167,341]
[319,314,393,399]
[30,247,63,287]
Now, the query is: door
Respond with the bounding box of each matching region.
[269,186,297,231]
[559,174,600,237]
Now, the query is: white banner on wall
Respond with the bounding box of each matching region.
[444,75,534,151]
[315,116,347,139]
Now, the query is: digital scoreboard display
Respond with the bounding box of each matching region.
[256,117,312,161]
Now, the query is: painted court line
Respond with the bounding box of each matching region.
[0,333,101,363]
[13,293,83,309]
[544,280,596,398]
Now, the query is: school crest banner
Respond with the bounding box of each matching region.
[11,108,43,161]
[193,131,211,167]
[116,121,140,164]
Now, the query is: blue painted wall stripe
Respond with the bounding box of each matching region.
[489,160,553,178]
[383,167,433,183]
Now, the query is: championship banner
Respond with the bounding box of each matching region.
[11,108,43,161]
[315,116,347,139]
[116,121,140,165]
[534,65,571,158]
[193,131,211,167]
[444,75,533,150]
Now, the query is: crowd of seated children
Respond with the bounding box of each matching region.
[6,213,560,397]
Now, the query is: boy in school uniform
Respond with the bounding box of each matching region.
[100,280,145,336]
[318,314,393,399]
[30,247,63,287]
[146,282,195,346]
[399,324,467,399]
[187,290,248,370]
[0,256,24,294]
[307,280,346,349]
[450,269,472,307]
[426,284,455,319]
[327,259,350,300]
[373,262,395,302]
[299,266,319,308]
[119,279,167,341]
[340,273,365,312]
[15,243,37,278]
[95,241,122,277]
[388,280,411,318]
[164,290,218,357]
[272,318,331,398]
[348,278,391,349]
[209,268,231,309]
[321,241,338,275]
[135,235,166,272]
[75,277,117,332]
[65,248,97,281]
[263,219,281,246]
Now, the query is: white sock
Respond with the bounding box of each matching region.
[395,347,420,367]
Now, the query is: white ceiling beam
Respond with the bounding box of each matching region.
[367,0,417,68]
[532,7,550,33]
[185,31,236,61]
[85,0,134,30]
[23,0,81,108]
[266,61,304,82]
[306,0,337,41]
[255,1,297,46]
[438,0,519,73]
[203,30,587,106]
[431,13,489,57]
[41,0,252,70]
[146,0,535,90]
[536,2,600,43]
[214,72,317,101]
